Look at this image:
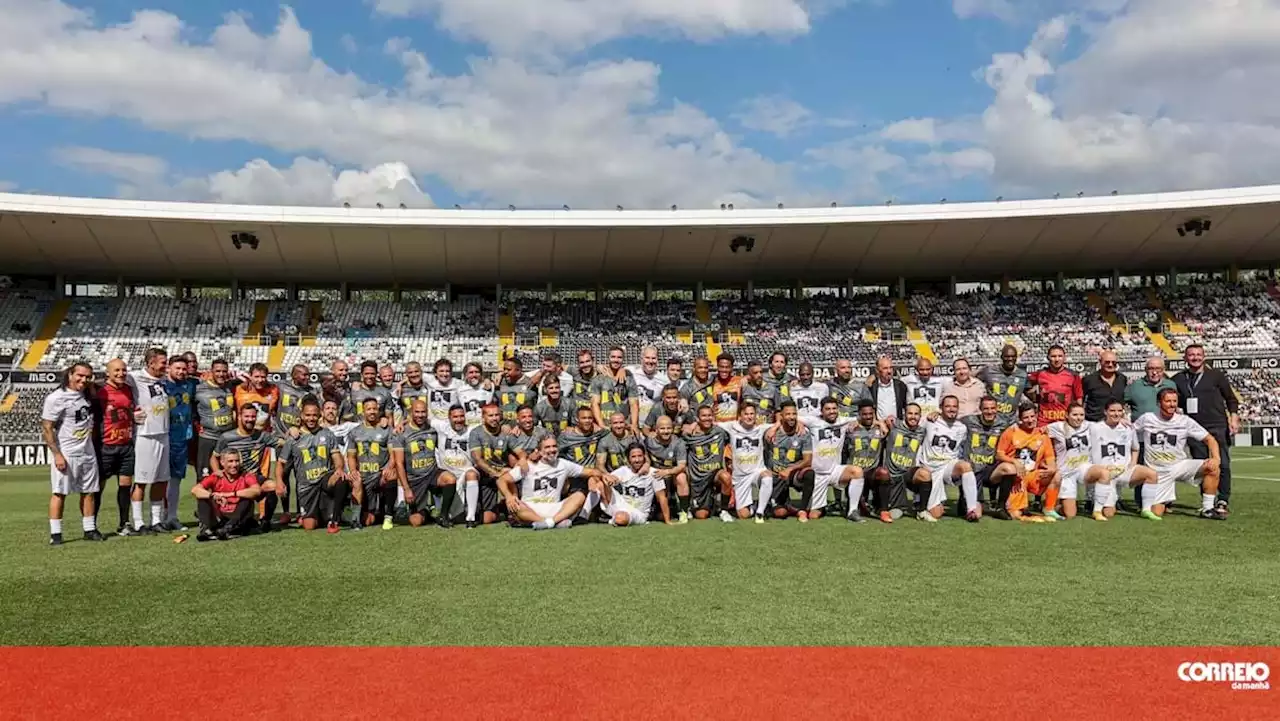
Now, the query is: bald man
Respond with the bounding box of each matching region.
[94,358,138,534]
[859,356,907,424]
[1082,351,1128,422]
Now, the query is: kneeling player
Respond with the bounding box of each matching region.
[1046,402,1091,520]
[600,444,672,526]
[1132,389,1226,521]
[345,398,404,530]
[915,395,981,522]
[874,404,925,523]
[995,405,1059,523]
[803,398,870,522]
[398,400,458,528]
[1082,400,1157,521]
[192,450,262,541]
[279,398,351,533]
[499,435,611,529]
[723,402,773,523]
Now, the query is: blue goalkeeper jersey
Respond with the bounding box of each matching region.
[163,378,196,443]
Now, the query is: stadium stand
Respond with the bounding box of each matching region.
[0,290,53,365]
[1161,280,1280,356]
[711,294,914,365]
[512,300,704,365]
[0,386,48,443]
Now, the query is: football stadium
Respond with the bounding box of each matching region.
[2,187,1278,717]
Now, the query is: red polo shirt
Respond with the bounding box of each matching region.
[197,472,260,514]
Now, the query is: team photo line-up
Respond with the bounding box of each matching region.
[38,339,1238,545]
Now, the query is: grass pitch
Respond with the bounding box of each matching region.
[2,451,1279,647]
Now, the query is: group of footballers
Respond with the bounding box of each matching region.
[38,342,1228,545]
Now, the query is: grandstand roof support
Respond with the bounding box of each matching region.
[694,282,703,303]
[54,274,65,299]
[1168,268,1177,287]
[948,276,957,298]
[546,282,554,302]
[747,280,755,301]
[896,277,906,299]
[1055,272,1065,293]
[1111,269,1120,290]
[1230,264,1240,283]
[644,281,652,303]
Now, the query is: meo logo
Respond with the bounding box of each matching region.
[1177,661,1270,691]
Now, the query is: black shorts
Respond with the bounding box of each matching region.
[196,436,219,477]
[688,470,722,511]
[98,443,135,479]
[297,481,348,523]
[407,470,442,514]
[768,469,798,508]
[974,466,995,487]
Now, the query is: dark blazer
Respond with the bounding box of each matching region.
[1172,367,1238,433]
[860,377,908,420]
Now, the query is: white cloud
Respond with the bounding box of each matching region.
[370,0,814,54]
[879,118,939,144]
[339,33,358,54]
[52,146,169,185]
[0,1,790,209]
[952,0,1017,22]
[734,95,813,137]
[0,181,17,192]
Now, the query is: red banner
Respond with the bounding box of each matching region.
[0,646,1274,719]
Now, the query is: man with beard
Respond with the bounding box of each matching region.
[643,384,697,437]
[592,346,638,433]
[568,350,601,413]
[95,358,137,534]
[193,359,238,478]
[212,405,285,531]
[902,357,946,420]
[1134,388,1226,521]
[278,397,350,534]
[827,359,862,423]
[680,356,714,412]
[397,399,458,528]
[499,435,607,530]
[962,396,1012,516]
[160,355,195,531]
[860,355,907,425]
[128,348,171,535]
[643,415,690,523]
[628,346,667,425]
[43,362,104,545]
[506,405,548,461]
[684,405,735,522]
[875,403,925,524]
[710,352,743,424]
[597,444,673,526]
[995,405,1059,523]
[944,358,985,418]
[722,402,773,523]
[433,405,476,525]
[1083,400,1158,521]
[740,362,781,423]
[597,412,637,473]
[763,400,812,520]
[802,397,872,522]
[1172,343,1238,516]
[977,345,1030,429]
[788,362,829,425]
[915,395,980,522]
[496,356,537,431]
[321,359,352,418]
[346,397,404,530]
[764,352,794,400]
[191,450,261,542]
[349,360,395,425]
[466,403,514,528]
[529,352,576,397]
[1028,345,1083,428]
[534,377,573,436]
[233,362,280,432]
[458,362,494,429]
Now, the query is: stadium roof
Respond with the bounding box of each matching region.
[2,185,1280,286]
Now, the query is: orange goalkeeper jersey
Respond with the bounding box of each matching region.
[997,424,1055,476]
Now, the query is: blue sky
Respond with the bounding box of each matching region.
[1,0,1277,209]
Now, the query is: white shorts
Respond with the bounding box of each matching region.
[51,454,100,495]
[811,466,849,511]
[133,435,170,485]
[1059,467,1087,500]
[1101,465,1136,487]
[732,469,768,511]
[525,500,566,521]
[923,459,959,509]
[604,499,650,526]
[1147,460,1205,506]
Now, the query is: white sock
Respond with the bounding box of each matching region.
[82,515,96,532]
[464,480,479,522]
[1202,493,1215,512]
[584,490,600,516]
[1091,484,1108,510]
[755,475,773,516]
[554,519,572,529]
[131,500,145,529]
[1140,486,1156,512]
[845,479,865,518]
[150,502,164,526]
[165,478,181,521]
[960,471,979,512]
[49,518,62,535]
[532,517,553,530]
[396,485,405,506]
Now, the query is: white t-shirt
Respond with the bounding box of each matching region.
[432,420,474,476]
[324,421,360,454]
[609,466,665,517]
[875,382,898,421]
[807,417,849,475]
[904,374,947,418]
[628,367,667,422]
[1048,421,1092,473]
[1133,412,1208,471]
[1089,421,1135,469]
[423,377,461,422]
[41,388,95,458]
[789,381,829,422]
[722,421,767,480]
[919,417,967,465]
[508,458,587,504]
[128,369,169,438]
[457,385,493,429]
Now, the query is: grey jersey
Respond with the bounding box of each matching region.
[399,422,439,481]
[597,432,638,472]
[977,366,1030,427]
[346,423,400,478]
[827,379,862,422]
[214,428,283,478]
[643,404,695,434]
[644,435,687,470]
[194,380,236,440]
[566,371,598,411]
[844,422,884,470]
[764,371,795,399]
[534,397,573,436]
[741,382,781,419]
[468,424,513,476]
[681,377,714,409]
[592,371,637,421]
[348,383,395,421]
[558,427,607,468]
[397,382,434,420]
[883,422,926,477]
[765,427,812,473]
[506,426,549,459]
[496,376,537,427]
[684,425,729,483]
[275,381,316,432]
[962,415,1007,474]
[280,427,339,489]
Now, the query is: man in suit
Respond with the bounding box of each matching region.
[860,355,907,425]
[1172,344,1239,515]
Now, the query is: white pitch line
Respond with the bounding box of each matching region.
[1234,475,1280,483]
[1233,453,1274,461]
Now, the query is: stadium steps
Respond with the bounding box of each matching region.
[498,311,515,365]
[1144,328,1178,359]
[893,299,936,363]
[267,343,287,370]
[1145,288,1189,334]
[243,301,270,346]
[1086,293,1127,334]
[727,329,745,344]
[676,328,694,344]
[0,393,16,413]
[20,299,70,370]
[539,328,559,347]
[695,300,721,359]
[302,301,321,346]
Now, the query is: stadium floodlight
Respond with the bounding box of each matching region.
[399,202,407,209]
[996,196,1003,202]
[777,202,784,209]
[671,204,678,211]
[1077,191,1084,198]
[728,203,734,210]
[830,202,837,207]
[508,204,515,211]
[342,202,350,209]
[940,198,947,204]
[616,205,624,211]
[1053,193,1060,199]
[453,204,461,210]
[376,202,384,209]
[1111,190,1118,195]
[562,205,570,211]
[720,203,727,210]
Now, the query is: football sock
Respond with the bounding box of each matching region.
[49,518,62,535]
[960,471,978,512]
[439,484,456,520]
[263,494,278,520]
[165,478,181,521]
[846,478,865,518]
[1201,493,1215,512]
[997,477,1013,509]
[755,476,774,516]
[677,494,690,514]
[150,502,164,526]
[464,480,479,522]
[1042,486,1059,514]
[82,515,96,532]
[131,500,145,530]
[116,486,131,527]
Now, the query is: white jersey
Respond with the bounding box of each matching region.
[609,466,665,517]
[508,458,586,504]
[1047,421,1092,472]
[722,421,767,480]
[628,367,667,422]
[807,417,849,475]
[1089,421,1135,468]
[457,384,493,428]
[918,418,967,465]
[1133,412,1208,471]
[41,388,95,458]
[128,370,169,437]
[789,381,829,422]
[432,420,474,475]
[904,374,947,418]
[324,421,360,454]
[424,378,462,422]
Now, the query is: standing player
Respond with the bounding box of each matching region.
[275,363,316,434]
[161,355,195,531]
[1046,402,1091,519]
[915,395,979,522]
[1133,388,1226,520]
[128,348,171,535]
[977,345,1030,429]
[1082,400,1158,521]
[903,357,946,419]
[43,363,104,545]
[722,402,773,523]
[597,444,672,526]
[764,352,794,398]
[568,350,602,412]
[349,360,394,424]
[212,405,284,531]
[346,397,404,530]
[458,362,494,429]
[278,397,350,533]
[763,400,812,520]
[498,435,603,529]
[467,403,514,528]
[528,352,575,398]
[874,403,925,524]
[740,362,781,422]
[534,377,572,436]
[321,359,352,416]
[1028,345,1083,428]
[234,362,281,431]
[591,347,637,433]
[398,399,457,527]
[681,356,714,411]
[395,361,433,425]
[995,405,1059,522]
[94,358,137,535]
[643,384,696,437]
[643,415,690,523]
[193,359,238,477]
[788,362,829,425]
[496,356,537,430]
[710,352,743,423]
[827,359,862,422]
[683,405,734,522]
[628,346,667,425]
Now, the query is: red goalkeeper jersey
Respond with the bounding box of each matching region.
[1028,367,1083,427]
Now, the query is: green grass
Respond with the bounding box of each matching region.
[3,452,1280,647]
